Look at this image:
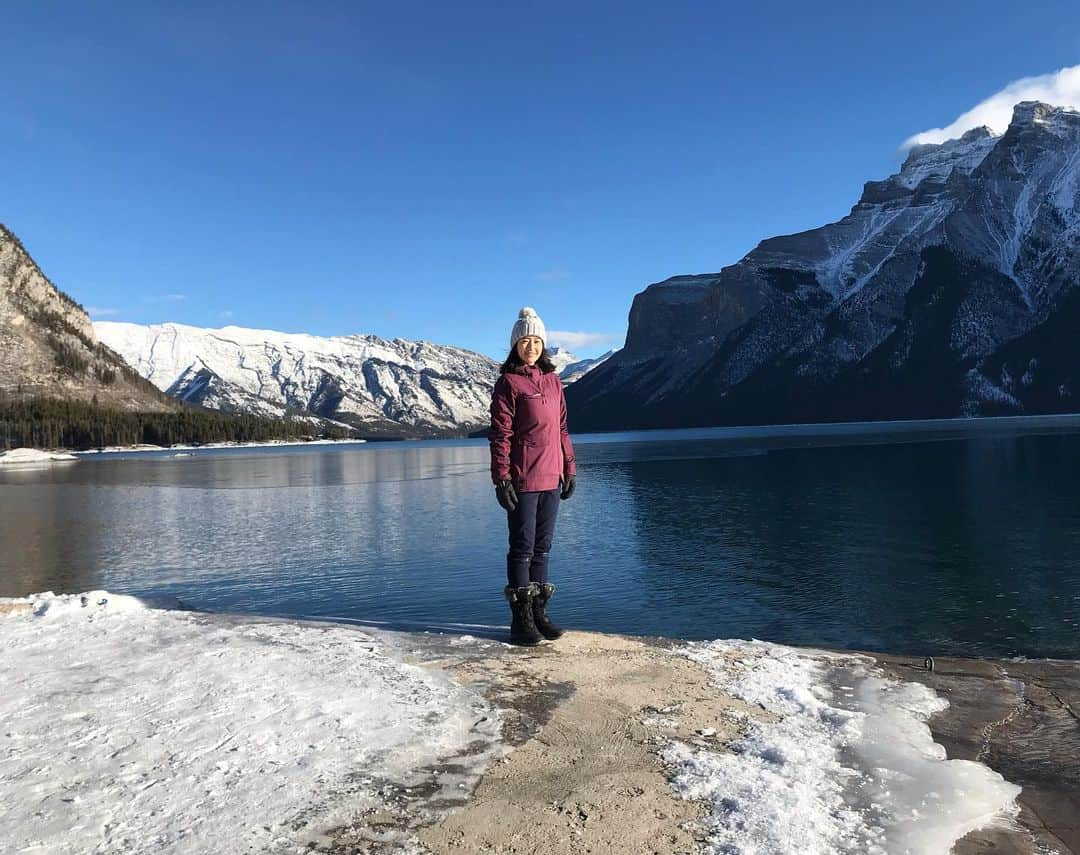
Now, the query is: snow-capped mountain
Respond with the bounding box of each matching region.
[546,346,580,377]
[95,322,500,437]
[568,102,1080,430]
[547,346,617,384]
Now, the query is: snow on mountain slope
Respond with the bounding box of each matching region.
[745,126,1000,302]
[896,126,1000,189]
[547,346,617,384]
[95,322,499,437]
[546,346,581,377]
[560,349,617,385]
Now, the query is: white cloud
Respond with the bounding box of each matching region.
[86,306,118,317]
[547,329,618,351]
[535,270,570,283]
[905,65,1080,148]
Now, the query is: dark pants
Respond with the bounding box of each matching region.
[506,488,560,587]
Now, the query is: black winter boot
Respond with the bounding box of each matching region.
[504,584,544,646]
[531,582,564,640]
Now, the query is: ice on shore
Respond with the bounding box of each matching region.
[74,438,368,455]
[0,591,498,855]
[662,640,1022,855]
[0,448,79,465]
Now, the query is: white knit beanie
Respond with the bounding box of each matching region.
[510,306,547,350]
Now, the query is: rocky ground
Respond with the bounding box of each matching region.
[326,630,1078,854]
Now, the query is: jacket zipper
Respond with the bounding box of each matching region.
[523,369,546,400]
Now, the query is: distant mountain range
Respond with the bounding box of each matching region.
[548,346,617,384]
[0,224,174,412]
[15,103,1076,440]
[94,322,499,438]
[1,214,614,441]
[94,323,611,438]
[567,102,1080,430]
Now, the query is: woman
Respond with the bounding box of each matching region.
[489,307,577,645]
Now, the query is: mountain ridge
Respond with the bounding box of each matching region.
[568,101,1080,431]
[95,320,502,438]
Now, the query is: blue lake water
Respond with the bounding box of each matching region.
[2,416,1079,659]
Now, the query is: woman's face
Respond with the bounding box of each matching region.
[515,335,544,366]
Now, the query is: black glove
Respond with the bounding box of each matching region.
[496,479,518,512]
[560,474,576,500]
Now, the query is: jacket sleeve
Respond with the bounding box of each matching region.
[489,375,514,483]
[559,381,576,477]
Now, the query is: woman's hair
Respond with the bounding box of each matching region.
[500,345,557,374]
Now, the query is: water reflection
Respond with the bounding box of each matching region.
[1,427,1078,658]
[595,436,1080,656]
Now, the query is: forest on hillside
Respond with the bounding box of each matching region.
[0,397,353,451]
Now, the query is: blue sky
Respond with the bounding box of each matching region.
[5,1,1080,359]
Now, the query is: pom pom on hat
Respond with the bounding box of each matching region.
[510,306,547,350]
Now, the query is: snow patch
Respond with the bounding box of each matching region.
[551,347,619,384]
[0,591,499,854]
[897,128,998,190]
[661,641,1021,855]
[962,369,1022,416]
[0,448,79,465]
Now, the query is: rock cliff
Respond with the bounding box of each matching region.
[0,225,174,411]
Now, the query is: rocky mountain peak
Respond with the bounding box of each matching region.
[0,225,95,344]
[900,125,996,178]
[869,126,998,198]
[0,225,173,411]
[1008,100,1077,130]
[995,101,1080,155]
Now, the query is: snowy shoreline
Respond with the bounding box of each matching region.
[0,592,500,854]
[74,437,370,455]
[1,438,370,463]
[1,592,1069,854]
[0,447,79,465]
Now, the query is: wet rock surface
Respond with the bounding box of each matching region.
[877,655,1079,854]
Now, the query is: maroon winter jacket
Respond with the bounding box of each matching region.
[489,364,576,492]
